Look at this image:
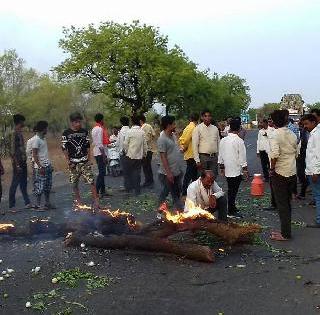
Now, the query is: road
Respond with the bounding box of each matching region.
[0,130,320,315]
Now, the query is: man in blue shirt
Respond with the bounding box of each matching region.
[288,118,300,142]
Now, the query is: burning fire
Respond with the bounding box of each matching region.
[73,204,137,228]
[0,223,15,233]
[159,199,215,224]
[100,209,137,228]
[73,204,93,212]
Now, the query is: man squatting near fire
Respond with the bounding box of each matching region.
[62,112,99,209]
[185,169,227,221]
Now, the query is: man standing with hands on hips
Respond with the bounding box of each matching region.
[192,109,220,177]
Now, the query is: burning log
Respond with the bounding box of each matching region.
[141,202,262,245]
[65,232,214,263]
[0,201,262,263]
[140,219,261,244]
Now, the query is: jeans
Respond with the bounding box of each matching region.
[142,151,154,185]
[199,153,218,177]
[9,164,31,208]
[207,196,228,221]
[309,176,320,224]
[95,155,106,195]
[182,158,198,196]
[124,157,142,195]
[271,173,296,238]
[259,150,270,180]
[158,173,183,210]
[226,175,242,214]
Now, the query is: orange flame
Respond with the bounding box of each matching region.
[159,199,215,224]
[100,209,137,228]
[73,204,137,228]
[0,223,15,233]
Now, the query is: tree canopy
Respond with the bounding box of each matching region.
[56,20,251,118]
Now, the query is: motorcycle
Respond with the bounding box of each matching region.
[107,142,121,177]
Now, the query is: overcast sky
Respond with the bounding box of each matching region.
[1,0,319,107]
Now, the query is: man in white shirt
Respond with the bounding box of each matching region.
[192,109,220,176]
[185,170,227,221]
[31,121,53,210]
[117,116,130,190]
[26,126,38,164]
[218,119,248,218]
[91,113,109,197]
[257,119,271,181]
[123,116,147,195]
[302,114,320,228]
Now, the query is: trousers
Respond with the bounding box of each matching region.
[124,157,142,195]
[158,173,183,210]
[271,173,296,238]
[259,150,270,180]
[182,158,198,196]
[199,153,218,177]
[226,175,242,213]
[95,155,106,195]
[207,196,228,221]
[142,151,154,185]
[9,164,30,208]
[309,176,320,224]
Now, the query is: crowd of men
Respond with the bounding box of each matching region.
[256,108,320,240]
[0,107,319,243]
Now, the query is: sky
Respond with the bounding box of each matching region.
[1,0,320,108]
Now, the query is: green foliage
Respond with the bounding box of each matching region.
[56,20,251,118]
[247,107,257,121]
[308,102,320,111]
[256,103,280,120]
[53,268,113,289]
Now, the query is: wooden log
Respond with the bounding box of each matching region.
[140,219,262,245]
[65,232,215,263]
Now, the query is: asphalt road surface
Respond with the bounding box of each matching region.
[0,130,320,315]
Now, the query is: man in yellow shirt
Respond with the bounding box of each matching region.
[179,113,199,196]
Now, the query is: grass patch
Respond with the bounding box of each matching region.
[123,193,158,214]
[29,268,114,313]
[252,235,291,255]
[53,268,113,289]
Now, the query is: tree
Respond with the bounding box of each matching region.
[55,21,199,114]
[256,103,280,120]
[308,102,320,111]
[247,108,258,121]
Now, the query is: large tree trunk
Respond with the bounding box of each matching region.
[65,232,214,263]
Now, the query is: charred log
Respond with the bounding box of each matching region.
[65,232,214,263]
